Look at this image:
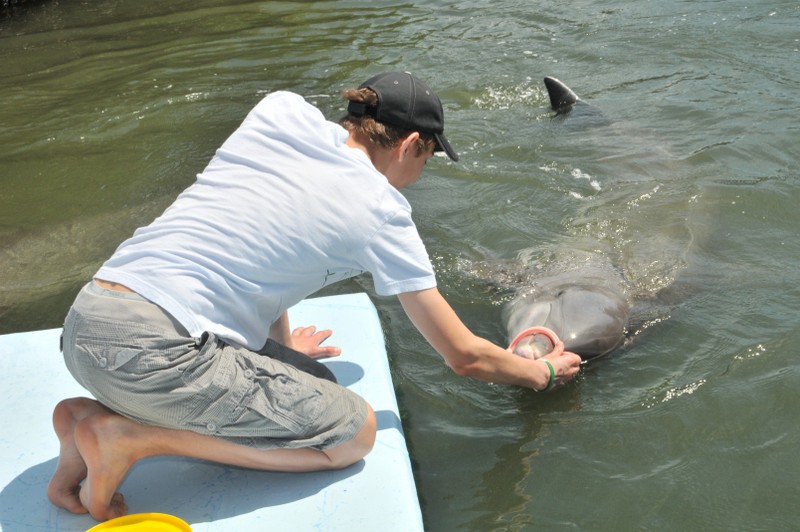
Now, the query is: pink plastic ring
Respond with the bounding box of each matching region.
[507,326,561,352]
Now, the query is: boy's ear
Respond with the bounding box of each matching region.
[396,131,421,161]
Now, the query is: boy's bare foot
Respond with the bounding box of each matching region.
[47,397,113,514]
[74,411,138,521]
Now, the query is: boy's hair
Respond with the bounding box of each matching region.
[339,87,437,157]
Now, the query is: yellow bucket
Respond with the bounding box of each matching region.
[86,513,191,531]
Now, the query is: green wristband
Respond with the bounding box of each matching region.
[540,360,555,392]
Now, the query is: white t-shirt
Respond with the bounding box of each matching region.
[96,91,436,349]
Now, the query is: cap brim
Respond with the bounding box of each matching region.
[434,133,459,162]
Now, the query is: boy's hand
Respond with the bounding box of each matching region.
[290,325,342,359]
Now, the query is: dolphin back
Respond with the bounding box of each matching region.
[543,76,610,128]
[544,76,579,111]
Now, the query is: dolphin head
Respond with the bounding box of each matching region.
[504,282,630,360]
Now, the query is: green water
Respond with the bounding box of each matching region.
[2,1,799,530]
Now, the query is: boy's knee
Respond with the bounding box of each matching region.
[359,405,377,451]
[326,404,377,469]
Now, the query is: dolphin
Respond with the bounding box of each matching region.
[501,78,626,359]
[500,77,674,360]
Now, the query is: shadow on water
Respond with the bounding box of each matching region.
[465,387,585,531]
[0,0,48,18]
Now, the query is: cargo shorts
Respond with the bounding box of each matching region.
[61,281,369,450]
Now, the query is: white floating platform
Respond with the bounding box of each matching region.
[0,293,423,532]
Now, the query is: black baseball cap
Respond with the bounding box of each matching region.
[347,71,459,161]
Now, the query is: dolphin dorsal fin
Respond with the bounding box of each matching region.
[544,76,579,111]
